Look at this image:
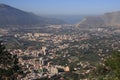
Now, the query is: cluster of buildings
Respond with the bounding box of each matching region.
[10,48,70,80]
[15,33,73,44]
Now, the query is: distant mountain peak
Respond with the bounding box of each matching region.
[104,11,120,14]
[0,4,10,8]
[76,11,120,28]
[0,4,65,27]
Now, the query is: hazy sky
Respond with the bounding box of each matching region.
[0,0,120,15]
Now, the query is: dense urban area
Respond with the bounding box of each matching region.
[0,24,120,80]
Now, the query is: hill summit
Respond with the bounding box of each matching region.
[0,4,65,27]
[76,11,120,28]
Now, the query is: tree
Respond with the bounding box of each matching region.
[0,41,23,80]
[105,51,120,80]
[90,51,120,80]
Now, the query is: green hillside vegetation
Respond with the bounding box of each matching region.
[0,41,23,80]
[90,51,120,80]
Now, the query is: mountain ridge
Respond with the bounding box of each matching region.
[76,11,120,28]
[0,4,65,27]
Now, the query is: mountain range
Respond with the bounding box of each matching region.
[0,4,120,28]
[0,4,65,27]
[76,11,120,28]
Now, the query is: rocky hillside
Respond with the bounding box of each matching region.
[76,11,120,28]
[102,11,120,27]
